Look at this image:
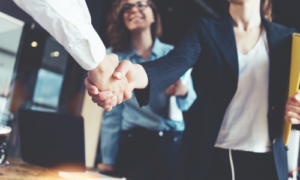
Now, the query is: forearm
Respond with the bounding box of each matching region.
[13,0,106,70]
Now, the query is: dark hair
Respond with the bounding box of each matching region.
[261,0,272,21]
[107,0,162,52]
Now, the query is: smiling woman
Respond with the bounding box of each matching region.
[98,0,197,180]
[107,0,161,52]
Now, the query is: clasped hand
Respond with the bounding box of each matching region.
[86,54,185,111]
[86,54,141,111]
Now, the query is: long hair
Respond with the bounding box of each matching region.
[107,0,162,52]
[261,0,272,21]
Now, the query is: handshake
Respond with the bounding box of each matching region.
[86,54,148,111]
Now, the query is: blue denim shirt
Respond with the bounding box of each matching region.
[100,39,197,164]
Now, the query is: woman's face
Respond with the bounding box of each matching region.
[123,0,155,33]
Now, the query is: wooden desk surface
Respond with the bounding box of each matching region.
[0,158,86,180]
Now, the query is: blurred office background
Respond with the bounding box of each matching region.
[0,0,299,164]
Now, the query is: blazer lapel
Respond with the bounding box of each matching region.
[201,15,239,80]
[262,17,276,108]
[262,16,284,107]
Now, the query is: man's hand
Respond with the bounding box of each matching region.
[285,91,300,124]
[87,54,128,105]
[165,79,188,97]
[85,78,117,111]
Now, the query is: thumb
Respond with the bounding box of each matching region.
[113,60,134,80]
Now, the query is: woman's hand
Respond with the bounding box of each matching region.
[285,91,300,124]
[165,79,188,97]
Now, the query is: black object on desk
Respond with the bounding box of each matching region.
[18,109,85,167]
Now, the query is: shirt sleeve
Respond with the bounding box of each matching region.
[176,73,197,111]
[13,0,106,70]
[100,103,124,165]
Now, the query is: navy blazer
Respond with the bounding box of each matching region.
[135,15,299,180]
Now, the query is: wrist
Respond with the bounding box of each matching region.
[176,86,188,97]
[89,55,108,73]
[133,64,148,89]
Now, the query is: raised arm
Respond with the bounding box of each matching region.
[87,20,202,109]
[13,0,105,70]
[113,20,202,106]
[13,0,128,104]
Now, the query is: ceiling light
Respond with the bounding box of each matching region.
[31,41,38,47]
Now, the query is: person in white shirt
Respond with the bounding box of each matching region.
[12,0,128,111]
[86,0,300,180]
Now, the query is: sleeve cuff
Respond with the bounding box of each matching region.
[134,82,150,107]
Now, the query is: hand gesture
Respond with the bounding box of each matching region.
[87,54,129,105]
[285,91,300,124]
[86,59,147,111]
[165,79,188,97]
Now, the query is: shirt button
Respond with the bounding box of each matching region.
[174,137,178,142]
[273,138,276,144]
[159,131,163,137]
[271,106,275,110]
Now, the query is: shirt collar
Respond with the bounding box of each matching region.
[128,38,163,60]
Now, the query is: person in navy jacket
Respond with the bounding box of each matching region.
[86,0,300,179]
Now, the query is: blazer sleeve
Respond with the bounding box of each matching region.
[135,20,202,107]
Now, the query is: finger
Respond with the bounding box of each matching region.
[85,78,98,95]
[109,95,117,105]
[106,107,113,112]
[89,91,112,100]
[109,96,118,107]
[90,92,112,101]
[113,60,133,80]
[93,98,113,106]
[289,95,300,106]
[97,103,113,110]
[95,91,114,101]
[117,92,124,104]
[123,88,132,101]
[286,103,300,114]
[285,116,300,124]
[285,110,300,120]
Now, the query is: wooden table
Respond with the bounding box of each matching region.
[0,158,87,180]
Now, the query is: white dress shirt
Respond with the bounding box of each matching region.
[13,0,106,70]
[215,28,272,153]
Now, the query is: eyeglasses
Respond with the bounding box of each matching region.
[121,1,151,14]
